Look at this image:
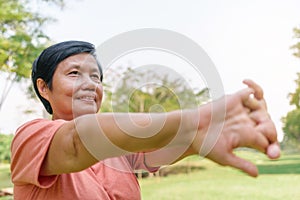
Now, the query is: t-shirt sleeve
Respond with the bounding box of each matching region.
[11,119,66,188]
[125,153,160,173]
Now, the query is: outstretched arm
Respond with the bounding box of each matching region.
[41,80,280,178]
[40,111,185,175]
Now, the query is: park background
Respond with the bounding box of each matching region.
[1,0,300,199]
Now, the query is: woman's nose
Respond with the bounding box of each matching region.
[80,75,98,90]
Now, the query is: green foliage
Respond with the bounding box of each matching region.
[0,0,64,110]
[282,108,300,150]
[288,73,300,108]
[282,108,300,140]
[282,27,300,149]
[0,134,13,163]
[100,67,210,113]
[291,27,300,58]
[0,0,51,77]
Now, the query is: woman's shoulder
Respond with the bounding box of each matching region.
[13,118,66,143]
[16,118,66,132]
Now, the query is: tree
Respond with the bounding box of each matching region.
[0,0,64,110]
[282,27,300,150]
[291,27,300,58]
[100,66,210,113]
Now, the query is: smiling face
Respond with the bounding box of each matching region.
[38,53,103,120]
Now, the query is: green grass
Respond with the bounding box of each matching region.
[140,151,300,200]
[0,164,13,200]
[0,164,12,189]
[1,152,300,199]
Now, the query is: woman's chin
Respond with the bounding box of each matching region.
[72,106,99,117]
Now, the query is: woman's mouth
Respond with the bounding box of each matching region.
[79,95,96,103]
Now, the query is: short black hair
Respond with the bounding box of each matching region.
[31,40,103,114]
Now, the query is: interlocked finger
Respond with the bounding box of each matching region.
[249,110,270,124]
[255,120,277,144]
[243,96,261,111]
[230,123,269,153]
[243,79,264,100]
[243,79,268,110]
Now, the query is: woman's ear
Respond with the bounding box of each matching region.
[37,78,50,101]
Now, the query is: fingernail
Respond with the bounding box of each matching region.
[267,144,280,159]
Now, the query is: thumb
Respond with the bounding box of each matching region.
[266,142,281,159]
[226,154,259,177]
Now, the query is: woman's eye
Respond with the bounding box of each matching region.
[68,71,79,76]
[91,74,100,81]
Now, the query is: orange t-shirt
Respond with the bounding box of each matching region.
[11,119,159,200]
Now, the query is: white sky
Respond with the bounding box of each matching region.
[1,0,300,141]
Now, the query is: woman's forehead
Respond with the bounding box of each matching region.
[58,53,99,71]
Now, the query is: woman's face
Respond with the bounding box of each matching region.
[47,53,103,120]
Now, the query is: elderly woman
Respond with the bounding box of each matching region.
[11,41,280,199]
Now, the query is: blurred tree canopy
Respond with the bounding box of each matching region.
[282,26,300,150]
[100,66,210,113]
[0,0,64,110]
[291,27,300,58]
